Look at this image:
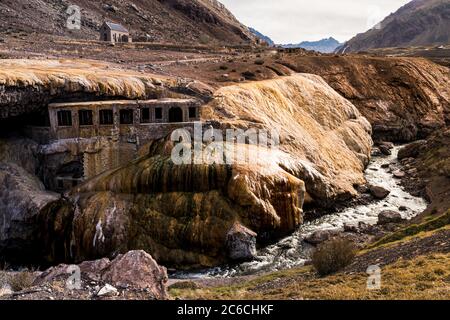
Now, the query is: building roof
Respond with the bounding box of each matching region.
[104,22,129,33]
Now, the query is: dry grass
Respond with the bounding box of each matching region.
[369,209,450,249]
[312,238,356,276]
[7,271,35,292]
[170,253,450,300]
[0,59,173,98]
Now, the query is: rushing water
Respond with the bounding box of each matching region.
[173,146,427,279]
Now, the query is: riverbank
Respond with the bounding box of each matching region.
[169,210,450,300]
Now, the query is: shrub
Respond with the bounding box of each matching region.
[198,34,210,45]
[311,238,356,276]
[254,59,265,65]
[219,65,228,70]
[8,271,35,292]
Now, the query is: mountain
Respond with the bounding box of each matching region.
[283,37,342,53]
[249,27,275,46]
[337,0,450,53]
[0,0,257,45]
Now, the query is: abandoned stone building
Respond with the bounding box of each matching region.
[26,99,202,191]
[99,22,132,43]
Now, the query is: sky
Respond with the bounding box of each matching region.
[220,0,411,43]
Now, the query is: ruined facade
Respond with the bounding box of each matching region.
[27,99,202,191]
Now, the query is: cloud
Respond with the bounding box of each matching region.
[220,0,411,43]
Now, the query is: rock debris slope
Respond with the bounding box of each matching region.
[0,0,257,45]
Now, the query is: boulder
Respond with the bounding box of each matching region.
[393,170,406,178]
[101,250,168,300]
[304,229,339,245]
[377,210,404,225]
[369,185,391,199]
[0,161,67,264]
[34,251,168,299]
[226,222,257,261]
[371,147,382,157]
[398,140,427,160]
[378,144,392,155]
[379,142,394,149]
[97,284,118,297]
[343,223,359,233]
[79,258,111,281]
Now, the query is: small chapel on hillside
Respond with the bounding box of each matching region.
[99,22,132,43]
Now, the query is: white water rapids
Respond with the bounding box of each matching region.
[173,146,427,279]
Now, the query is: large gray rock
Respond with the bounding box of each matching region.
[101,250,168,299]
[369,185,390,199]
[34,250,168,300]
[398,140,427,160]
[377,210,404,225]
[226,222,257,261]
[378,144,392,155]
[304,229,339,245]
[0,162,61,263]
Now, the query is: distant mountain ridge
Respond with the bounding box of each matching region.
[249,27,275,46]
[283,37,342,53]
[337,0,450,53]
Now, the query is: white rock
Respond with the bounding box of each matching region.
[97,284,118,297]
[0,285,13,297]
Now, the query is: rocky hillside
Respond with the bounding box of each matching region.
[338,0,450,53]
[0,0,257,45]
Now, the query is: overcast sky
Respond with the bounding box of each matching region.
[220,0,411,43]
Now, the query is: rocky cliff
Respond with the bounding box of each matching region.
[272,56,450,142]
[0,60,372,268]
[49,74,373,268]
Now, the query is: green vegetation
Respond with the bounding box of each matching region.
[369,209,450,249]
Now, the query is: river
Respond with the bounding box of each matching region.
[173,145,427,279]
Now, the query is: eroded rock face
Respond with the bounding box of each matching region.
[66,146,304,268]
[399,129,450,215]
[206,74,373,204]
[49,74,373,268]
[0,162,61,263]
[277,56,450,142]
